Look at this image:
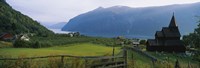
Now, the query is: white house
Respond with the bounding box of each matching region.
[19,34,30,41]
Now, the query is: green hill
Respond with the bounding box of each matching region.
[0,0,53,36]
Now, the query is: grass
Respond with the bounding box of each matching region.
[125,44,200,68]
[127,50,152,68]
[148,51,200,68]
[0,43,121,68]
[137,44,199,68]
[0,43,121,57]
[0,41,12,48]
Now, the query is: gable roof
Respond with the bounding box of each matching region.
[155,31,164,37]
[0,33,13,39]
[162,27,181,37]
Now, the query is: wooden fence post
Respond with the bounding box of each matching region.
[85,58,88,68]
[152,60,155,68]
[112,46,115,61]
[131,53,133,60]
[199,61,200,68]
[188,61,191,68]
[123,46,127,68]
[175,59,181,68]
[61,56,64,67]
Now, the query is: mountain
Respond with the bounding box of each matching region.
[49,22,66,29]
[62,3,200,38]
[0,0,53,36]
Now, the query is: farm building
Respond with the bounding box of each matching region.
[0,33,14,41]
[132,40,140,47]
[146,14,186,52]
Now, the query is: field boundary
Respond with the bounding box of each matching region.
[0,54,123,60]
[125,46,157,61]
[0,53,127,68]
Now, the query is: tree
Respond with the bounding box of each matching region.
[183,19,200,48]
[73,32,80,37]
[139,40,146,45]
[182,18,200,63]
[13,39,30,48]
[32,41,40,48]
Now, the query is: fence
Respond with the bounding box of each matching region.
[125,46,157,61]
[0,48,128,68]
[1,46,199,68]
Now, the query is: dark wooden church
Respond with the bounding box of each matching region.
[146,14,186,53]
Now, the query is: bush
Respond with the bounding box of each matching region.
[31,41,40,48]
[13,40,30,48]
[140,40,146,45]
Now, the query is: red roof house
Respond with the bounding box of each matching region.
[0,33,14,41]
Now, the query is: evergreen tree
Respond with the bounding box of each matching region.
[183,19,200,48]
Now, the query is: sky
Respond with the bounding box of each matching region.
[6,0,200,25]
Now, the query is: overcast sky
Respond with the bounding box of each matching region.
[6,0,200,25]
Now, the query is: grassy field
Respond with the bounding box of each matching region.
[0,41,12,48]
[0,43,121,57]
[127,50,152,68]
[148,51,200,68]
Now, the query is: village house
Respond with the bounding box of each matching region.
[146,14,186,53]
[132,40,140,47]
[18,34,30,41]
[0,33,14,41]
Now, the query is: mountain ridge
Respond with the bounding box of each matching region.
[62,2,200,38]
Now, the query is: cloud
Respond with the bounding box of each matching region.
[5,0,200,24]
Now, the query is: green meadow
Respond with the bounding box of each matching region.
[0,43,121,57]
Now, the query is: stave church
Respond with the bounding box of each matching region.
[146,14,186,53]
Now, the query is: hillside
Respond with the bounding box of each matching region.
[0,0,53,36]
[62,2,200,38]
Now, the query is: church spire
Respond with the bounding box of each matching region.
[169,13,177,27]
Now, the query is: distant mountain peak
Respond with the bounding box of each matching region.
[97,7,104,9]
[93,7,104,11]
[108,5,131,9]
[62,2,200,38]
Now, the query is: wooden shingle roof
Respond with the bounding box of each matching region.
[169,14,177,28]
[155,31,164,37]
[162,27,181,37]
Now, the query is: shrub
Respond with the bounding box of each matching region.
[31,41,41,48]
[13,40,30,48]
[139,40,146,45]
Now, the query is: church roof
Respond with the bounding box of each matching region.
[162,27,181,37]
[155,31,164,37]
[154,14,181,38]
[169,14,177,28]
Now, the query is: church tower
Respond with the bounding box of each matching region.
[146,14,186,52]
